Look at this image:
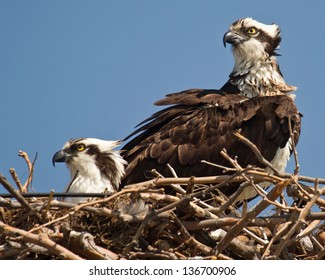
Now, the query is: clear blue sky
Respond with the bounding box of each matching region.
[1,0,324,193]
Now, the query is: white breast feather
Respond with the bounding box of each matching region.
[64,152,115,203]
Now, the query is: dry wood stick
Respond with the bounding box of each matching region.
[44,190,55,214]
[201,160,237,173]
[18,150,37,193]
[129,251,179,260]
[0,173,42,222]
[171,215,235,260]
[68,231,120,260]
[234,132,281,175]
[151,169,187,195]
[317,249,325,260]
[124,172,281,190]
[124,171,247,254]
[294,219,323,241]
[9,168,23,191]
[289,181,325,208]
[28,200,145,233]
[28,187,153,232]
[210,228,257,259]
[139,192,211,218]
[0,241,50,259]
[261,221,293,259]
[171,212,214,256]
[150,169,232,215]
[234,132,325,185]
[274,185,325,257]
[0,221,82,260]
[219,149,291,247]
[214,179,291,256]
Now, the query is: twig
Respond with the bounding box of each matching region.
[18,150,37,193]
[171,212,214,256]
[124,172,281,190]
[44,190,55,214]
[28,186,160,233]
[28,201,146,233]
[289,180,325,208]
[9,168,23,192]
[0,241,50,259]
[0,221,82,260]
[124,171,247,254]
[68,231,120,260]
[317,249,325,260]
[309,234,324,252]
[129,251,179,260]
[183,217,239,231]
[210,181,249,214]
[123,208,157,255]
[201,160,237,173]
[151,169,186,194]
[64,170,79,194]
[233,132,282,176]
[139,192,212,218]
[186,176,196,194]
[242,227,269,245]
[167,163,179,178]
[209,228,257,259]
[214,179,292,256]
[0,173,42,222]
[219,149,270,205]
[261,220,293,259]
[274,185,325,257]
[294,219,323,241]
[148,169,233,215]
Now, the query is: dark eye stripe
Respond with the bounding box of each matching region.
[70,143,86,152]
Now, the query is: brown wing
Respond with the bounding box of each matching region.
[121,89,301,196]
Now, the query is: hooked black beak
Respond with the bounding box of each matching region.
[223,31,244,47]
[52,150,69,166]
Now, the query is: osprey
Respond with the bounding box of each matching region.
[52,138,127,203]
[121,18,301,202]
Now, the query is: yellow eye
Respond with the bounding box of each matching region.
[76,144,86,151]
[247,27,257,34]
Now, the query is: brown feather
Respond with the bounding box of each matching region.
[122,89,301,197]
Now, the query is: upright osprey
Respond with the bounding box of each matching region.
[52,138,126,203]
[121,18,301,201]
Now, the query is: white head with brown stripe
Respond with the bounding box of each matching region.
[223,18,296,97]
[52,138,126,203]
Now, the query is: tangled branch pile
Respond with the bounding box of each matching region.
[0,144,325,260]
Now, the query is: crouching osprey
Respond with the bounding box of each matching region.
[121,18,302,203]
[52,138,127,203]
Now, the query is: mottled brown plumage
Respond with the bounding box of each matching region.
[121,18,302,201]
[122,89,301,198]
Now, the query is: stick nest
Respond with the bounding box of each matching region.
[0,137,325,260]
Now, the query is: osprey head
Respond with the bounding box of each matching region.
[53,138,127,196]
[223,18,281,59]
[221,18,296,97]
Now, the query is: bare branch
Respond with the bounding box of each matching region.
[0,173,42,222]
[9,168,23,192]
[0,221,82,260]
[214,179,292,256]
[18,150,37,193]
[274,185,325,257]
